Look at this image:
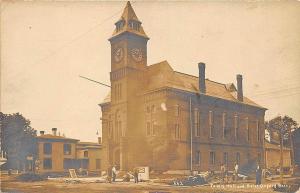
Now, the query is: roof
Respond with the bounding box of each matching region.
[100,60,265,109]
[146,61,265,108]
[78,141,101,146]
[77,142,101,149]
[110,1,148,40]
[36,134,79,142]
[265,141,291,151]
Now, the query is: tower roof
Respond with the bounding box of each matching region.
[110,1,148,40]
[120,1,140,22]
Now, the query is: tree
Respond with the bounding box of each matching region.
[0,112,37,171]
[265,115,299,146]
[265,115,299,182]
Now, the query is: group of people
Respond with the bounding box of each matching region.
[220,162,239,183]
[106,165,139,183]
[220,162,262,185]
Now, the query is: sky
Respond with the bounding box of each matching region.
[1,1,300,142]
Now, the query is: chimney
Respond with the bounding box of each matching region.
[98,137,102,144]
[198,62,206,94]
[40,131,45,135]
[236,74,243,101]
[52,128,57,136]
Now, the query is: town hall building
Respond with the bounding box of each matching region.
[99,1,267,173]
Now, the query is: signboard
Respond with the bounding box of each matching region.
[137,166,149,181]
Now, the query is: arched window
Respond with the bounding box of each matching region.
[115,110,123,140]
[115,20,124,32]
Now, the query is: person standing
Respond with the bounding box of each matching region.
[220,163,225,183]
[133,167,139,183]
[256,164,262,185]
[112,165,117,182]
[234,163,239,181]
[107,165,112,183]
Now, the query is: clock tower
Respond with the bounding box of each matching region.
[106,1,149,170]
[109,1,149,72]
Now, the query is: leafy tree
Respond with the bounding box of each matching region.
[0,112,37,171]
[265,115,299,146]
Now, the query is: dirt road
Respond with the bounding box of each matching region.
[1,175,282,193]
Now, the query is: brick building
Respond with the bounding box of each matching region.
[36,128,102,173]
[99,1,267,172]
[76,141,102,172]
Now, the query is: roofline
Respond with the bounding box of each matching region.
[76,146,102,150]
[108,31,149,42]
[174,71,228,86]
[141,86,267,111]
[98,102,111,107]
[36,137,79,142]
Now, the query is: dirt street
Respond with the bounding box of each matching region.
[1,175,288,193]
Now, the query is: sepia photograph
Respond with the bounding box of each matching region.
[1,1,300,192]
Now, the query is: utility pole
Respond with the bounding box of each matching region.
[189,97,193,174]
[288,126,295,176]
[280,130,284,184]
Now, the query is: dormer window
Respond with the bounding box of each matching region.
[128,20,140,31]
[115,20,124,32]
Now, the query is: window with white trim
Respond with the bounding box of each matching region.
[222,112,227,138]
[194,108,200,137]
[174,123,180,140]
[196,151,201,165]
[246,117,249,141]
[234,114,239,139]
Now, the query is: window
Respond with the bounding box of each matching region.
[194,108,200,137]
[147,106,150,113]
[223,152,228,165]
[84,151,88,158]
[175,123,180,139]
[43,158,52,169]
[80,159,88,169]
[119,83,122,99]
[196,151,201,165]
[209,111,214,138]
[222,113,227,138]
[129,21,140,31]
[96,159,101,169]
[257,153,261,163]
[146,121,156,136]
[152,121,156,136]
[64,144,72,155]
[209,152,216,165]
[108,115,113,139]
[256,120,260,142]
[120,120,125,137]
[175,105,180,116]
[63,158,72,169]
[151,105,155,113]
[115,21,124,32]
[43,143,52,155]
[246,117,249,141]
[114,83,122,101]
[146,122,151,136]
[234,114,239,139]
[236,152,240,165]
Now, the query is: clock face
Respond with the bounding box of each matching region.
[131,48,143,62]
[114,47,124,62]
